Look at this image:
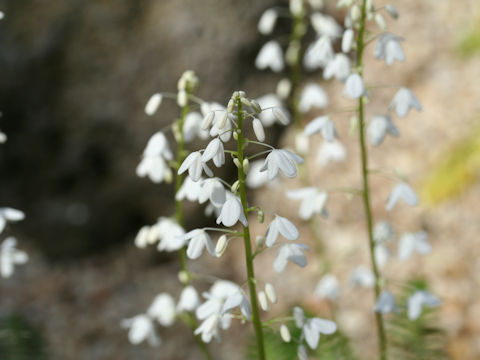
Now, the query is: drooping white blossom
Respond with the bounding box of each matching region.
[265,214,299,247]
[310,13,342,38]
[255,40,284,72]
[0,208,25,234]
[175,176,204,202]
[374,290,398,314]
[389,87,422,117]
[183,112,209,142]
[222,290,251,320]
[202,138,225,168]
[293,307,337,350]
[156,217,186,252]
[260,149,304,180]
[298,84,329,113]
[177,285,199,312]
[246,160,270,189]
[367,114,399,146]
[304,35,334,70]
[185,229,216,259]
[256,94,288,126]
[147,293,176,326]
[198,178,227,206]
[407,290,441,320]
[304,116,337,141]
[323,53,351,81]
[216,196,248,227]
[314,274,340,300]
[317,140,347,166]
[274,243,309,273]
[258,9,278,35]
[0,237,28,278]
[350,266,375,288]
[398,231,432,261]
[121,315,160,346]
[286,187,328,220]
[343,73,366,99]
[374,33,405,65]
[136,132,173,183]
[178,151,213,182]
[373,221,395,243]
[386,182,418,211]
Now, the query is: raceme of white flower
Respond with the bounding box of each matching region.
[374,33,405,66]
[286,187,328,221]
[367,114,399,146]
[314,273,340,301]
[258,8,278,35]
[0,237,29,278]
[389,87,423,118]
[274,243,309,273]
[374,290,398,314]
[265,214,299,247]
[407,290,441,320]
[293,307,337,350]
[386,182,419,211]
[0,207,25,233]
[349,266,375,288]
[298,83,329,113]
[316,140,347,166]
[398,231,432,261]
[304,115,337,142]
[255,40,284,72]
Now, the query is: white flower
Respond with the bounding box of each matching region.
[141,131,172,159]
[304,116,336,141]
[289,0,303,15]
[255,40,284,72]
[199,178,227,206]
[304,35,334,70]
[407,291,441,320]
[298,84,328,113]
[185,229,215,259]
[374,243,390,269]
[121,315,160,346]
[374,290,397,314]
[314,274,340,300]
[398,231,431,261]
[177,286,200,313]
[260,149,304,180]
[386,182,418,211]
[374,33,405,65]
[343,73,365,99]
[178,151,213,182]
[147,293,176,326]
[385,4,399,19]
[184,112,209,142]
[341,29,354,53]
[317,140,346,166]
[176,176,204,202]
[272,108,290,126]
[202,138,225,168]
[258,9,277,35]
[373,221,395,243]
[209,113,233,143]
[310,13,342,38]
[323,53,351,81]
[274,243,309,273]
[265,214,299,247]
[136,132,173,183]
[246,160,270,189]
[256,94,287,126]
[156,218,186,252]
[368,115,399,146]
[0,237,28,278]
[222,290,251,320]
[0,208,25,233]
[298,345,308,360]
[0,131,6,143]
[302,317,337,349]
[350,266,375,288]
[216,196,248,227]
[145,93,163,116]
[286,187,328,220]
[389,87,422,117]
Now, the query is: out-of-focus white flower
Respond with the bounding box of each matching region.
[272,108,290,126]
[398,231,431,261]
[385,4,399,19]
[314,274,340,300]
[147,293,176,326]
[145,93,163,116]
[255,40,284,72]
[324,53,351,81]
[343,73,365,99]
[389,87,422,117]
[216,196,247,227]
[222,290,251,320]
[342,28,354,53]
[258,9,278,35]
[137,132,173,184]
[317,140,347,166]
[298,84,328,113]
[0,208,25,234]
[0,237,28,278]
[176,176,203,202]
[368,114,399,146]
[374,33,405,65]
[289,0,304,16]
[0,130,7,143]
[374,290,398,314]
[293,307,337,349]
[350,266,375,288]
[121,315,160,346]
[246,160,270,189]
[374,243,390,269]
[274,243,309,273]
[310,13,342,38]
[156,217,186,252]
[260,149,304,180]
[304,116,337,142]
[286,187,328,220]
[185,229,215,259]
[256,94,288,126]
[202,138,225,168]
[407,290,441,320]
[386,182,418,211]
[373,221,395,243]
[199,178,226,206]
[304,35,334,70]
[337,0,354,9]
[177,286,199,312]
[184,112,209,142]
[298,345,309,360]
[178,151,213,182]
[265,214,299,247]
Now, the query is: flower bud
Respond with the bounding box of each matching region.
[201,111,215,130]
[265,283,278,304]
[272,108,289,126]
[238,90,246,98]
[241,97,252,108]
[258,291,270,311]
[177,90,187,107]
[250,99,262,114]
[386,4,399,19]
[375,14,387,30]
[233,131,239,141]
[280,324,291,343]
[255,235,265,246]
[285,41,300,66]
[215,235,228,257]
[164,168,173,184]
[252,118,265,142]
[242,159,250,174]
[178,270,190,285]
[231,180,240,193]
[217,110,228,130]
[145,93,163,116]
[227,98,235,113]
[350,5,361,22]
[276,79,292,99]
[172,122,181,143]
[233,158,242,169]
[257,210,264,224]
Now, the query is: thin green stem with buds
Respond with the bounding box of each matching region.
[356,1,388,359]
[235,99,266,360]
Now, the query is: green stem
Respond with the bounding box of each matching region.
[356,2,388,359]
[236,99,266,360]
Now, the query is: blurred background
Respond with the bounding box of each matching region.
[0,0,479,359]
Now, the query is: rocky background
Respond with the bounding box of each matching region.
[1,0,480,359]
